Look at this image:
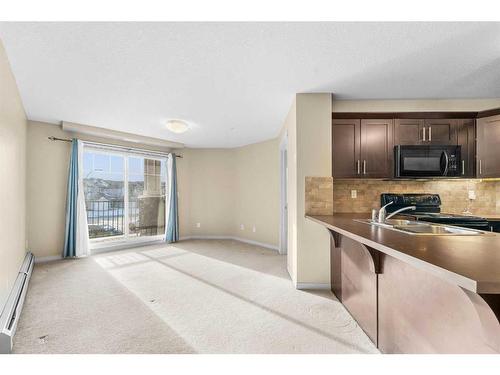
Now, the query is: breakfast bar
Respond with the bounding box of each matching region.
[307,213,500,354]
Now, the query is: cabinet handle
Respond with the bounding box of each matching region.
[462,160,465,175]
[479,159,482,175]
[363,160,367,175]
[356,160,360,174]
[422,127,426,141]
[428,126,432,142]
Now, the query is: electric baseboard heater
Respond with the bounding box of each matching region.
[0,252,35,354]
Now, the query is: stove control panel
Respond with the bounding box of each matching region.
[381,193,441,212]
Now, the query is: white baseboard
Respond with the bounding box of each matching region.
[180,235,279,251]
[35,255,62,263]
[34,237,279,263]
[295,282,331,290]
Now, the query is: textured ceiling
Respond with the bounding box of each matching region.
[1,22,500,147]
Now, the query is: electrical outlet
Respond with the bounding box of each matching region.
[252,226,256,233]
[468,190,476,200]
[196,222,201,228]
[351,190,357,199]
[240,224,245,230]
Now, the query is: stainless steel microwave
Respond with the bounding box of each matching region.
[394,145,462,178]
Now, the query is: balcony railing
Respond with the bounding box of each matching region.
[85,199,165,239]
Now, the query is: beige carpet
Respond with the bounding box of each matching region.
[13,239,378,354]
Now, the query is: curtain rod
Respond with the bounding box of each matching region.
[47,136,182,158]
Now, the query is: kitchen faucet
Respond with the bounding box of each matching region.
[377,201,417,223]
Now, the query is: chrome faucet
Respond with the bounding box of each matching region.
[386,205,417,220]
[378,203,417,223]
[377,201,393,223]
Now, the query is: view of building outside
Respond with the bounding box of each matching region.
[82,149,167,240]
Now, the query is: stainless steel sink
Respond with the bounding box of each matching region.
[355,219,488,236]
[393,224,485,235]
[355,219,422,227]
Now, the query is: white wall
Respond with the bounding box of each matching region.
[178,148,236,238]
[26,121,281,258]
[280,99,297,282]
[233,138,280,246]
[0,39,27,310]
[278,93,333,287]
[295,94,332,286]
[333,98,500,112]
[26,121,173,258]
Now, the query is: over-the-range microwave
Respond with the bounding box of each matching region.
[394,145,462,178]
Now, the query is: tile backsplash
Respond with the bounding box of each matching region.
[305,177,334,215]
[305,177,500,215]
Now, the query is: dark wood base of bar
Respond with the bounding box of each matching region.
[328,228,500,354]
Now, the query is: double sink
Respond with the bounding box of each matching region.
[355,219,488,236]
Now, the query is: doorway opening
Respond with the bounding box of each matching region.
[279,132,288,255]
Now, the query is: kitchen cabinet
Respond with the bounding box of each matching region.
[477,114,500,178]
[394,119,425,145]
[395,118,458,145]
[360,119,394,178]
[457,119,475,177]
[331,119,360,178]
[332,119,393,178]
[424,119,458,145]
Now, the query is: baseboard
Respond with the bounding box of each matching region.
[295,282,331,290]
[34,255,62,263]
[34,237,279,263]
[180,236,279,251]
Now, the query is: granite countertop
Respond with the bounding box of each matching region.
[306,213,500,294]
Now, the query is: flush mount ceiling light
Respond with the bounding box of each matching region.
[166,119,189,134]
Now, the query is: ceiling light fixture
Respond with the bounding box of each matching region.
[166,119,189,134]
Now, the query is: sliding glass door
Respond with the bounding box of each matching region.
[82,146,167,247]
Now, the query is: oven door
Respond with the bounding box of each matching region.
[395,145,460,178]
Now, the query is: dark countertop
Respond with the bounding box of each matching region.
[306,213,500,294]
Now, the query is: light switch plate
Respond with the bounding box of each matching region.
[468,190,476,200]
[240,224,245,230]
[351,190,357,199]
[196,222,201,228]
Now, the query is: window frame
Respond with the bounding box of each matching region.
[82,144,168,250]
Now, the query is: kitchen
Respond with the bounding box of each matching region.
[306,106,500,353]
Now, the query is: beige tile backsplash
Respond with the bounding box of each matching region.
[305,177,334,215]
[305,177,500,216]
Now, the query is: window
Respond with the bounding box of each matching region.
[82,146,167,246]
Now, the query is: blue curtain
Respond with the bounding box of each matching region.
[63,139,79,257]
[166,154,179,243]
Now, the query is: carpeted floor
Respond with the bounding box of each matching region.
[13,239,378,354]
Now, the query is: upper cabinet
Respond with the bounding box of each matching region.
[395,119,458,145]
[394,119,424,145]
[360,119,394,178]
[332,119,360,178]
[333,109,500,179]
[423,119,458,145]
[332,119,393,178]
[477,115,500,178]
[457,119,475,178]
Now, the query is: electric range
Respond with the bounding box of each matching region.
[380,193,490,231]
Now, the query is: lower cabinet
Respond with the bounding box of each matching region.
[330,230,500,353]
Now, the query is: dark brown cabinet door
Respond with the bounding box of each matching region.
[360,119,394,178]
[424,119,458,145]
[395,119,425,145]
[332,119,360,178]
[457,119,475,177]
[477,115,500,178]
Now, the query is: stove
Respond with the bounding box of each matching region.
[380,193,490,230]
